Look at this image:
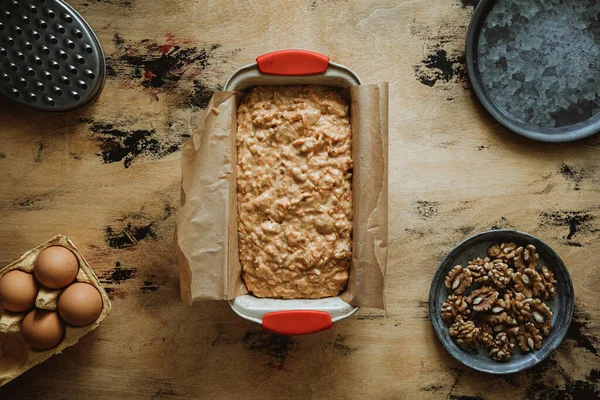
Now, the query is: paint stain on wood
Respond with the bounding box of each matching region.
[86,119,188,168]
[100,262,137,284]
[421,384,445,393]
[455,226,476,236]
[242,330,298,368]
[328,334,359,356]
[191,79,222,109]
[413,200,441,219]
[414,50,467,87]
[558,163,592,190]
[354,314,385,321]
[535,182,556,195]
[524,358,600,399]
[417,300,430,320]
[539,209,597,243]
[567,304,599,356]
[12,195,45,209]
[489,216,516,230]
[105,222,156,249]
[34,142,46,163]
[106,34,237,108]
[309,0,348,10]
[140,280,159,292]
[211,323,238,346]
[81,0,133,10]
[105,205,175,249]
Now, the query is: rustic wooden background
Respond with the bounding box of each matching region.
[1,0,599,399]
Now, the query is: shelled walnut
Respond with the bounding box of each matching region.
[441,294,471,322]
[488,242,518,260]
[467,257,489,281]
[513,245,539,271]
[515,323,543,352]
[488,260,514,289]
[489,332,515,361]
[449,316,480,347]
[477,323,494,347]
[506,292,531,323]
[444,265,473,295]
[513,268,544,298]
[528,298,553,336]
[480,311,517,328]
[539,266,557,299]
[441,241,557,362]
[468,286,498,312]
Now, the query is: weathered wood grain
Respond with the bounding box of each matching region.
[0,0,598,398]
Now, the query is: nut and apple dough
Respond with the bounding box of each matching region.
[236,86,352,299]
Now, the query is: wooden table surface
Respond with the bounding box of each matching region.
[1,1,599,399]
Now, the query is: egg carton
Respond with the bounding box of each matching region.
[0,235,111,386]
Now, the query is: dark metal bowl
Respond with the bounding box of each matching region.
[466,0,600,142]
[429,230,574,374]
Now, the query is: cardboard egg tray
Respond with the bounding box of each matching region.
[0,235,111,386]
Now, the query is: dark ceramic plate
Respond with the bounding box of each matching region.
[429,230,574,374]
[466,0,600,142]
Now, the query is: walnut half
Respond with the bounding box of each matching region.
[515,322,543,352]
[441,294,471,322]
[513,245,539,271]
[449,316,480,347]
[539,266,558,299]
[527,298,553,336]
[445,265,473,295]
[468,286,498,312]
[512,268,543,298]
[488,242,518,260]
[487,260,514,289]
[489,332,515,361]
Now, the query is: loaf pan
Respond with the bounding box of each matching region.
[225,50,360,335]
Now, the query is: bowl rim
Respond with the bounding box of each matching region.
[428,229,575,374]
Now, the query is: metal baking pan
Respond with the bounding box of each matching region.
[224,50,360,335]
[466,0,600,142]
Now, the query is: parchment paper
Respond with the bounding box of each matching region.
[176,84,388,309]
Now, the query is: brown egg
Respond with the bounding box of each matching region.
[34,246,79,289]
[0,270,38,312]
[58,283,103,326]
[20,309,65,350]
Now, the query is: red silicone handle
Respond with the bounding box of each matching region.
[262,310,333,335]
[256,50,330,76]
